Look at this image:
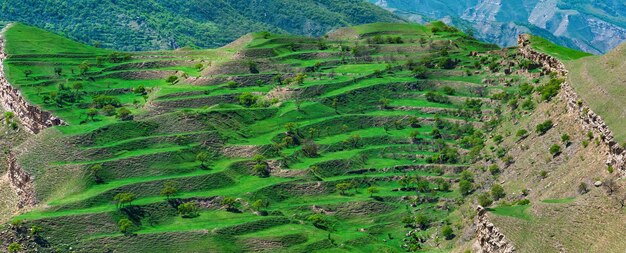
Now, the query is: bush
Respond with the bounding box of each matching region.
[538,78,563,101]
[425,91,450,104]
[307,214,333,231]
[516,129,529,139]
[118,218,133,235]
[92,95,121,108]
[116,107,132,120]
[301,140,319,158]
[459,180,474,196]
[178,202,200,218]
[535,120,553,135]
[7,242,21,253]
[491,184,505,200]
[442,225,454,240]
[238,92,259,107]
[549,144,562,156]
[478,193,493,207]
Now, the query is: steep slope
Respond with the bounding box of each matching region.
[370,0,626,54]
[0,0,401,51]
[567,42,626,145]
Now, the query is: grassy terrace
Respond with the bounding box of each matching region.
[4,22,537,252]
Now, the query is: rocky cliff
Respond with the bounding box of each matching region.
[6,152,35,208]
[0,24,65,134]
[472,206,516,253]
[518,34,626,174]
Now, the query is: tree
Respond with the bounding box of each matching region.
[118,218,133,235]
[160,181,178,200]
[367,186,379,197]
[113,192,136,209]
[478,193,493,207]
[293,73,306,85]
[196,151,210,169]
[102,105,117,116]
[253,163,270,177]
[344,134,361,148]
[238,92,258,107]
[178,202,199,218]
[414,214,430,230]
[251,199,269,212]
[88,164,104,184]
[54,67,63,76]
[302,140,319,157]
[441,225,454,240]
[491,184,506,200]
[549,144,562,157]
[459,180,474,196]
[379,97,390,109]
[73,82,83,92]
[535,120,553,135]
[221,197,238,211]
[166,75,179,85]
[7,242,21,253]
[78,61,90,75]
[336,183,352,195]
[308,213,332,230]
[86,108,98,121]
[116,107,132,120]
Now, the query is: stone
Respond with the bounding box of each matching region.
[595,181,603,187]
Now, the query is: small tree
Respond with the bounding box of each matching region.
[78,61,90,75]
[160,181,178,200]
[549,144,562,157]
[88,164,104,184]
[166,75,179,85]
[221,197,238,211]
[238,92,258,107]
[478,193,493,207]
[196,151,210,169]
[7,242,21,253]
[459,180,474,196]
[178,202,199,218]
[414,214,430,230]
[86,108,98,121]
[54,67,63,76]
[441,225,454,240]
[116,107,132,120]
[253,163,270,178]
[251,199,269,213]
[367,186,379,197]
[336,183,352,195]
[113,192,136,209]
[118,218,133,235]
[491,184,506,200]
[302,140,320,157]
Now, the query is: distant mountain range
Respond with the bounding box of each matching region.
[370,0,626,54]
[0,0,400,51]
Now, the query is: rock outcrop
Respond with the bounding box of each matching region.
[518,34,626,175]
[0,24,65,134]
[473,206,516,253]
[6,152,36,208]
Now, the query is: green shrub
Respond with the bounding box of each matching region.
[549,144,561,156]
[538,78,563,101]
[491,184,505,200]
[442,225,454,240]
[535,120,553,135]
[478,193,493,207]
[178,202,200,218]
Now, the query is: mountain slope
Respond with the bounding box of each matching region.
[370,0,626,54]
[0,0,401,51]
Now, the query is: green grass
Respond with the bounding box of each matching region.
[489,205,532,221]
[529,35,592,61]
[542,197,575,204]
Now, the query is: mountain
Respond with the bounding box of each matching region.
[369,0,626,54]
[0,0,401,51]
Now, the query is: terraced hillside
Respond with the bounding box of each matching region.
[0,22,549,252]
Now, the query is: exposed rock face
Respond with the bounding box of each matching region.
[0,24,65,134]
[518,34,626,174]
[473,206,516,253]
[6,152,36,208]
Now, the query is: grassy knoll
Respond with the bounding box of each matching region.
[2,21,541,252]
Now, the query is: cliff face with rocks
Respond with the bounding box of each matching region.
[472,206,516,253]
[6,152,36,208]
[0,24,65,134]
[518,34,626,175]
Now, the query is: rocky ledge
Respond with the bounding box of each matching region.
[472,206,516,253]
[0,24,65,134]
[518,34,626,174]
